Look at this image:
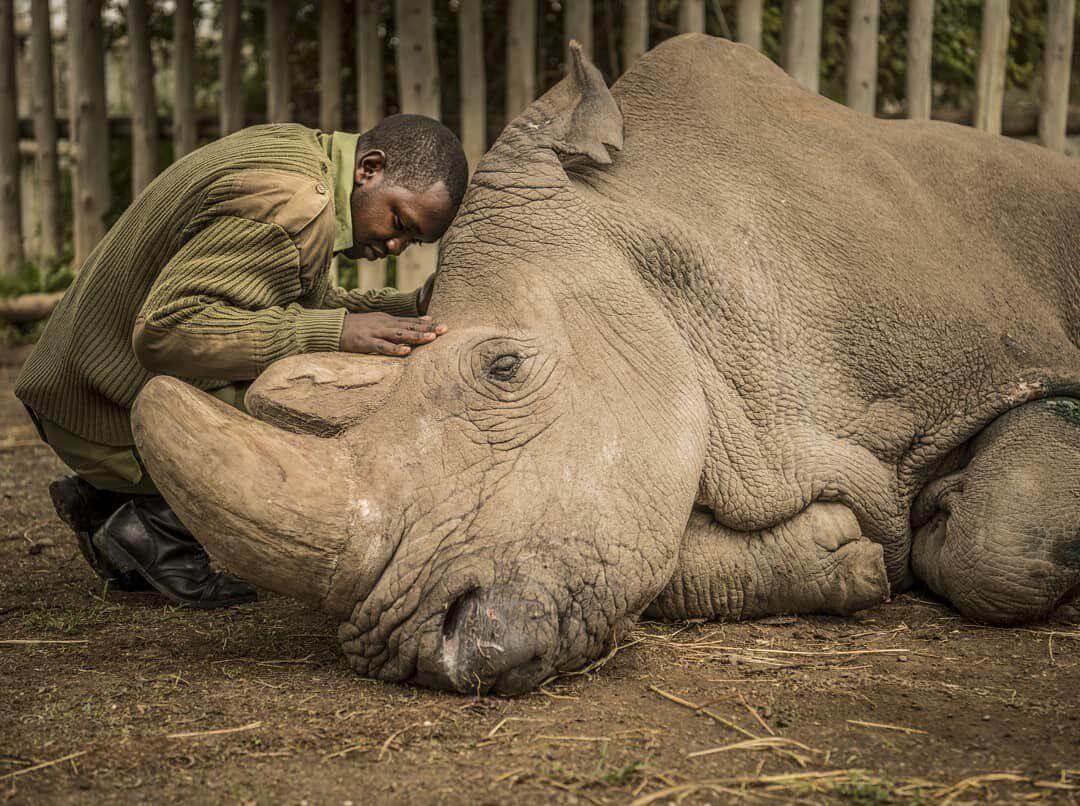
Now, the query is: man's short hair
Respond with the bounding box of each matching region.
[356,114,470,206]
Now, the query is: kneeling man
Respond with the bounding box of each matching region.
[16,115,468,608]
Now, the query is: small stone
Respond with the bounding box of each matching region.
[982,714,991,721]
[897,655,909,662]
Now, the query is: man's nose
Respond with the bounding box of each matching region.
[385,238,411,256]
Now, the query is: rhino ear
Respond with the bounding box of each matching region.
[530,40,623,166]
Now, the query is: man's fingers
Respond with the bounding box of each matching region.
[369,339,411,356]
[376,328,435,345]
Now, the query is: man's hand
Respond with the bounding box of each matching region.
[340,313,447,356]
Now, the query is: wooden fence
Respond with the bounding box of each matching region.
[0,0,1076,293]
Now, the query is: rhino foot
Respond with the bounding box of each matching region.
[647,502,890,621]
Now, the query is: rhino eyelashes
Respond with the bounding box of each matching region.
[487,354,522,381]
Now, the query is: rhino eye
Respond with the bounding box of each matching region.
[487,354,522,381]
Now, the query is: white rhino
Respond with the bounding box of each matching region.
[132,35,1080,694]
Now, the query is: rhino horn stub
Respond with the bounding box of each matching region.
[132,376,379,610]
[245,353,404,436]
[523,39,624,166]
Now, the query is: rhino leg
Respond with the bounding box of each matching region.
[646,502,889,621]
[911,398,1080,625]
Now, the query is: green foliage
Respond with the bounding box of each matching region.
[0,258,74,299]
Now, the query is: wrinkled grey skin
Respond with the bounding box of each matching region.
[132,36,1080,695]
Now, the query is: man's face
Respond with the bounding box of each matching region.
[348,150,457,262]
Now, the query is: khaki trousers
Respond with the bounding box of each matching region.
[28,384,248,495]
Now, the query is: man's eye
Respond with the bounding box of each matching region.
[487,355,521,381]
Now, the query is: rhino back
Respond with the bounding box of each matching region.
[597,34,1078,550]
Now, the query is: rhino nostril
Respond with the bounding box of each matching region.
[442,588,480,641]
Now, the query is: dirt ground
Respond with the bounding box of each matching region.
[1,344,1078,805]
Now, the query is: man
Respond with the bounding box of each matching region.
[16,115,469,608]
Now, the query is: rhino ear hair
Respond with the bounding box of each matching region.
[536,40,624,166]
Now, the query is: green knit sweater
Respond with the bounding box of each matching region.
[16,124,419,446]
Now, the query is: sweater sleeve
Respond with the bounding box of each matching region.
[132,215,346,381]
[322,283,422,317]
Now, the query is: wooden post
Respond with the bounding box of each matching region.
[906,0,933,119]
[506,0,536,119]
[29,0,60,263]
[678,0,705,34]
[0,0,22,277]
[1038,0,1075,152]
[564,0,593,61]
[781,0,822,93]
[267,0,290,122]
[220,0,244,135]
[356,0,385,290]
[320,0,342,131]
[458,0,486,171]
[357,0,384,131]
[394,0,439,291]
[974,0,1009,134]
[737,0,763,50]
[128,0,159,195]
[846,0,878,115]
[622,0,648,68]
[67,0,109,266]
[174,0,197,158]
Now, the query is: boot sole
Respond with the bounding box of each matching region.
[49,482,152,593]
[94,531,256,610]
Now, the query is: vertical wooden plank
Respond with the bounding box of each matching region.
[67,0,109,265]
[357,0,384,131]
[622,0,648,68]
[0,0,22,276]
[564,0,593,61]
[267,0,290,122]
[174,0,197,158]
[737,0,763,51]
[394,0,440,291]
[356,0,385,288]
[29,0,60,262]
[220,0,244,135]
[458,0,486,171]
[128,0,159,195]
[506,0,536,119]
[678,0,705,34]
[1038,0,1075,152]
[320,0,343,131]
[395,0,440,118]
[974,0,1009,134]
[846,0,879,115]
[781,0,822,93]
[906,0,933,119]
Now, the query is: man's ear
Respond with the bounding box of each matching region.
[355,150,386,184]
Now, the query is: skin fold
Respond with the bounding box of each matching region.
[132,36,1080,695]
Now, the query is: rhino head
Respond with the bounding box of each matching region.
[132,44,709,694]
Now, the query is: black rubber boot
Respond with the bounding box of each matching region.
[48,475,151,592]
[93,497,257,609]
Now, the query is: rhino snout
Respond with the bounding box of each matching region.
[419,586,559,695]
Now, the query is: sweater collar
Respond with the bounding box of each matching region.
[319,131,360,254]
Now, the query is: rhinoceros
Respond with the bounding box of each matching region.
[131,35,1080,695]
